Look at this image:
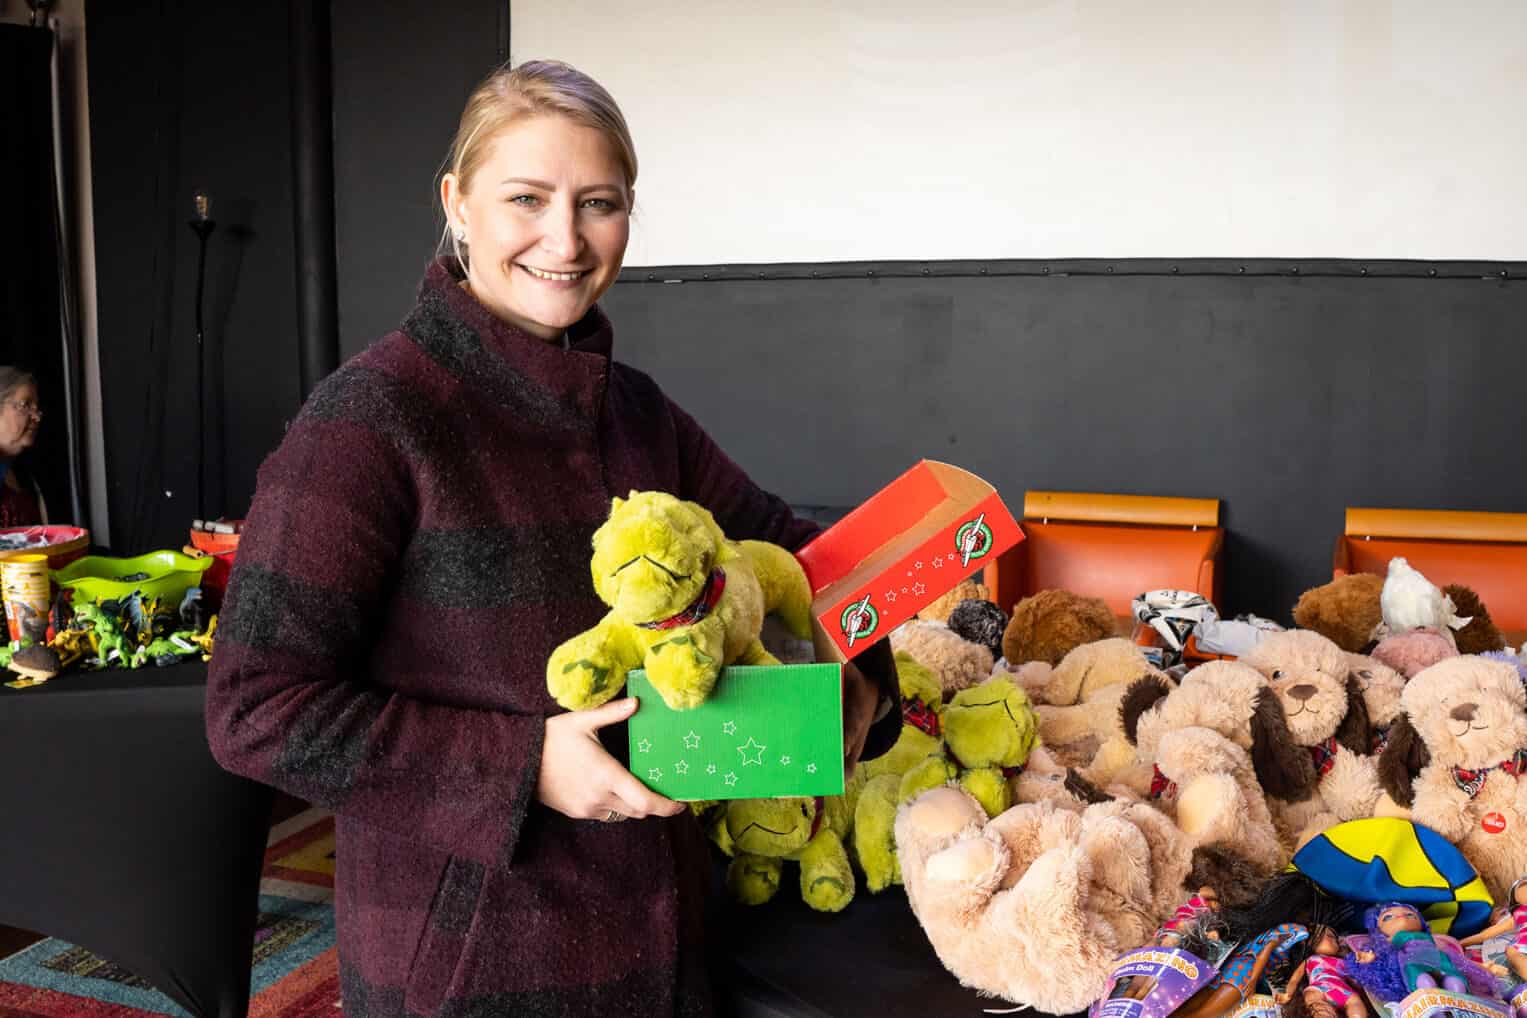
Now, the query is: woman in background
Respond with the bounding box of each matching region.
[0,367,47,527]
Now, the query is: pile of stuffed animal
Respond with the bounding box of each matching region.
[890,559,1527,1015]
[550,493,1527,1017]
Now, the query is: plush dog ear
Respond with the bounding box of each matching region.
[1120,673,1174,745]
[1251,687,1319,802]
[1378,714,1427,808]
[1335,674,1373,756]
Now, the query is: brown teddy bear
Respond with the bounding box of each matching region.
[1001,588,1115,666]
[1239,630,1381,849]
[1291,573,1384,653]
[894,786,1194,1013]
[1375,655,1527,901]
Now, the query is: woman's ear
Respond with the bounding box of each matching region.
[1377,715,1427,808]
[1251,688,1318,801]
[441,172,467,233]
[1334,674,1373,756]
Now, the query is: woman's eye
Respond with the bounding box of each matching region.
[509,194,540,207]
[582,197,620,211]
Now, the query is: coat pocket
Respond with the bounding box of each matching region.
[404,855,486,1015]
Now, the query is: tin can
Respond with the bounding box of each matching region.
[1,552,52,644]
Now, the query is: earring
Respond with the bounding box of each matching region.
[453,226,466,243]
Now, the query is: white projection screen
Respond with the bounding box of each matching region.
[510,1,1525,267]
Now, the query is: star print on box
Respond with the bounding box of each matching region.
[626,664,844,801]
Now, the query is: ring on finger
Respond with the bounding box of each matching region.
[601,809,627,823]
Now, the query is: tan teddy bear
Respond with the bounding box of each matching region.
[1027,638,1169,775]
[890,619,993,694]
[1376,655,1527,901]
[1239,629,1382,849]
[894,785,1194,1013]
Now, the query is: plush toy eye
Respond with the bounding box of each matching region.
[1359,670,1372,680]
[1272,670,1284,680]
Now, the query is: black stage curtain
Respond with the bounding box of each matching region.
[0,23,84,528]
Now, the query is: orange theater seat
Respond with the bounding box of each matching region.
[1335,508,1527,645]
[983,491,1224,625]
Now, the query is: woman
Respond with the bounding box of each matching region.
[0,367,47,527]
[206,60,898,1017]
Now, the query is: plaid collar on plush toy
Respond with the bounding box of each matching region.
[1308,736,1340,777]
[1150,764,1177,800]
[637,568,727,630]
[1451,748,1527,798]
[1372,725,1392,755]
[902,697,941,737]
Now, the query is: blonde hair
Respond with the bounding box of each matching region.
[439,59,638,266]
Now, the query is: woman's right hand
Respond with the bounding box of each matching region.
[536,697,686,822]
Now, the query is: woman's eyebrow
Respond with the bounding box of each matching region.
[500,176,555,188]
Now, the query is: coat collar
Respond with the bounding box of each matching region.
[406,256,614,424]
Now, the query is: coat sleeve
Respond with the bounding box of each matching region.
[205,381,544,869]
[666,396,901,761]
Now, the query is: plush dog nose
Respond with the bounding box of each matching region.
[1450,703,1478,723]
[1287,684,1318,702]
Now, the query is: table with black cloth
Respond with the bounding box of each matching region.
[0,660,272,1018]
[0,657,1064,1018]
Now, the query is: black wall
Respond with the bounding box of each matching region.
[86,3,1526,621]
[603,262,1527,620]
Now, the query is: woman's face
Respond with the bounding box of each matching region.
[0,383,41,458]
[443,115,631,341]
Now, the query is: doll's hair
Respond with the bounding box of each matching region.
[1509,876,1527,907]
[1219,873,1359,943]
[1176,912,1230,960]
[1347,903,1420,1003]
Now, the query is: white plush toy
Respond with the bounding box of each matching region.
[1378,557,1471,639]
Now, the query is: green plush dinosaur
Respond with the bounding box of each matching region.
[547,491,814,711]
[897,675,1040,819]
[708,794,855,913]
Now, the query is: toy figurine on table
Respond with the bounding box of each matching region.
[1278,925,1367,1018]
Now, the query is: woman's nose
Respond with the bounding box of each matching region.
[541,207,581,261]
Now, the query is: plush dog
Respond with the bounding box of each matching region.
[547,490,812,710]
[1239,630,1382,848]
[894,785,1194,1013]
[891,618,993,694]
[1292,573,1384,653]
[1119,660,1301,876]
[1375,655,1527,901]
[1347,651,1407,752]
[1001,588,1116,666]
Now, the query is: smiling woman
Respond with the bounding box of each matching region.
[205,59,899,1018]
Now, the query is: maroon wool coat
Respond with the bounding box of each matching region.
[206,258,896,1017]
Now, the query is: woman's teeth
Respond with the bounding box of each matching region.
[523,265,586,281]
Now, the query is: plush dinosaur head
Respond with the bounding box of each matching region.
[589,491,734,625]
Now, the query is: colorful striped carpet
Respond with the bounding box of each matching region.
[0,808,340,1016]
